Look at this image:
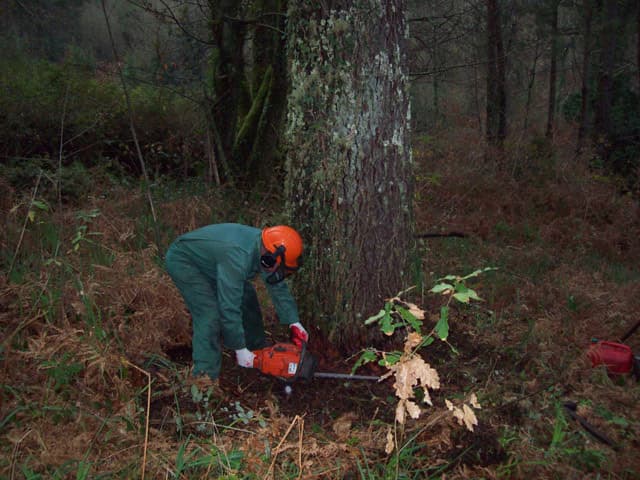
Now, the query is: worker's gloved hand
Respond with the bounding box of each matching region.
[289,322,309,347]
[235,348,256,368]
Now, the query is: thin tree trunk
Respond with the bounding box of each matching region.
[101,0,159,247]
[209,0,247,172]
[577,0,593,152]
[205,125,220,186]
[486,0,506,149]
[495,2,507,144]
[593,0,618,163]
[546,0,560,139]
[523,39,541,133]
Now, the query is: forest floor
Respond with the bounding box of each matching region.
[1,131,640,479]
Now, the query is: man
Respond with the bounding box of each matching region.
[165,223,309,391]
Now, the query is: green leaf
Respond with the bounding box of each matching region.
[28,210,35,222]
[397,306,423,332]
[437,274,460,282]
[430,283,454,294]
[379,352,401,367]
[454,283,481,301]
[453,292,470,303]
[466,288,481,301]
[190,384,202,403]
[364,309,386,325]
[462,267,498,280]
[384,301,392,314]
[352,349,378,373]
[435,306,449,341]
[380,312,395,335]
[31,200,49,211]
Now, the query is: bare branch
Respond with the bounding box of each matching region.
[101,0,159,244]
[127,0,214,45]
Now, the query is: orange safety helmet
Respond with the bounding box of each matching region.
[261,225,303,269]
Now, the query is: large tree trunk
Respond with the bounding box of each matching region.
[285,0,414,350]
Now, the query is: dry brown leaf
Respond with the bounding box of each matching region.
[448,399,479,432]
[404,332,423,353]
[404,301,425,319]
[405,400,421,419]
[389,355,441,424]
[461,404,478,431]
[391,356,440,402]
[332,412,357,440]
[385,428,395,454]
[395,401,406,424]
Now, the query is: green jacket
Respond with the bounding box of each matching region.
[174,223,300,347]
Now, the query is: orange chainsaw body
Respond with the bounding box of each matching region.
[253,342,306,380]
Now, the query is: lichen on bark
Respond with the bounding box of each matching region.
[284,0,414,349]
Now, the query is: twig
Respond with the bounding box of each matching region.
[1,291,49,350]
[122,359,152,480]
[297,417,304,480]
[264,415,302,480]
[8,170,43,277]
[101,0,160,249]
[57,83,69,210]
[10,429,32,480]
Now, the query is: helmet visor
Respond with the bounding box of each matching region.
[265,264,298,284]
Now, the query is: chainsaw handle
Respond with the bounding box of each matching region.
[621,318,640,342]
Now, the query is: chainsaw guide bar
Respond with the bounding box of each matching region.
[252,342,381,383]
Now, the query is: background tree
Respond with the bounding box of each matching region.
[545,0,562,139]
[116,0,289,184]
[589,0,640,184]
[485,0,507,150]
[576,0,595,152]
[285,0,415,349]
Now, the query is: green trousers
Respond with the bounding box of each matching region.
[165,244,266,380]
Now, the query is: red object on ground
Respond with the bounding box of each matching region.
[587,341,634,374]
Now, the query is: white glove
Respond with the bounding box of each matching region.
[235,348,256,368]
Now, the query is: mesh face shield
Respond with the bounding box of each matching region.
[261,245,299,284]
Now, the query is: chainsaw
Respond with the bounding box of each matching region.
[252,342,380,383]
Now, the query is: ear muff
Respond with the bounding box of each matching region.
[260,245,286,269]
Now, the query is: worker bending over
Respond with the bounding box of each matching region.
[165,223,309,391]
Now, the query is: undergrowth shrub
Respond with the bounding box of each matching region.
[0,53,205,184]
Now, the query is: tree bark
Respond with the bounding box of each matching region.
[523,39,541,133]
[546,0,560,139]
[209,0,247,172]
[577,0,594,152]
[285,0,415,350]
[593,0,618,162]
[485,0,506,149]
[239,0,288,179]
[637,3,640,91]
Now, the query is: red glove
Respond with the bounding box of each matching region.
[289,322,309,347]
